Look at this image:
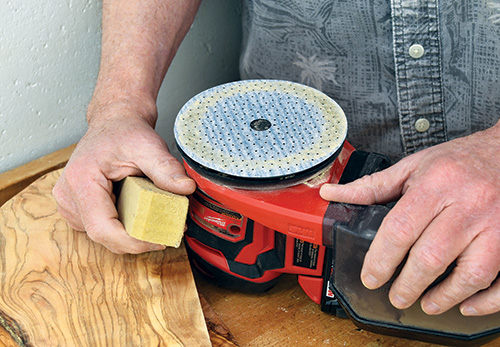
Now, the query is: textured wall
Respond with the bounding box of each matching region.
[0,0,241,173]
[158,1,242,160]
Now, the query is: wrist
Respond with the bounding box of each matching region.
[87,90,158,128]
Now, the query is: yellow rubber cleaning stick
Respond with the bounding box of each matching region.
[117,176,189,248]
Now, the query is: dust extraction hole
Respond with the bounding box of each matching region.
[250,118,272,131]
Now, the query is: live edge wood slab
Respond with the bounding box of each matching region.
[0,170,211,346]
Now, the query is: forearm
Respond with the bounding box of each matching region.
[89,0,201,125]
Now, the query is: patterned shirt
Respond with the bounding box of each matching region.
[239,0,500,161]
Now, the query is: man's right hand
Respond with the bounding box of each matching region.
[53,103,195,254]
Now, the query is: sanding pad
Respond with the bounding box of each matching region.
[174,80,347,185]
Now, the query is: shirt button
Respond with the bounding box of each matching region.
[415,118,430,132]
[409,44,425,59]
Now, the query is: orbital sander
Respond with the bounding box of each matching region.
[173,79,500,346]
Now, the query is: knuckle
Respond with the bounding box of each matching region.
[84,223,107,245]
[62,163,82,183]
[151,155,180,173]
[355,173,375,186]
[350,186,375,204]
[52,181,63,199]
[52,170,76,201]
[484,296,500,313]
[52,182,71,207]
[470,182,495,204]
[354,174,384,203]
[396,277,422,298]
[420,157,464,193]
[434,287,459,304]
[415,244,448,272]
[364,254,387,276]
[461,265,495,289]
[383,213,416,245]
[61,166,88,194]
[432,156,462,179]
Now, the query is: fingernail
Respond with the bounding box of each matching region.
[391,294,408,309]
[319,184,336,196]
[423,301,441,315]
[320,183,333,191]
[362,273,379,289]
[461,306,478,316]
[172,174,192,182]
[151,245,166,252]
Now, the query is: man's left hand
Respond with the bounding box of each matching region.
[320,123,500,316]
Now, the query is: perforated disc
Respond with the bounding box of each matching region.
[174,80,347,184]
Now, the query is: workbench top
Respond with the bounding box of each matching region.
[196,272,500,347]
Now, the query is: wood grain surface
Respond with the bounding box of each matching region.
[196,270,500,347]
[196,273,433,347]
[199,294,238,347]
[0,170,211,346]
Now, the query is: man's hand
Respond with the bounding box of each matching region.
[320,123,500,316]
[53,107,195,254]
[52,0,201,254]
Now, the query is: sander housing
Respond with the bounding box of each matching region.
[174,80,500,346]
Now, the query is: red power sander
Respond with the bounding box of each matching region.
[173,79,500,346]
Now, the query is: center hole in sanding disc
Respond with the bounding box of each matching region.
[250,118,272,131]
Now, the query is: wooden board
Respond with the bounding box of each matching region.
[0,170,211,346]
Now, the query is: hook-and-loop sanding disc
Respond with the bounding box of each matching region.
[174,80,347,185]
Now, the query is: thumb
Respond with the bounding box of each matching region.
[138,145,196,196]
[319,164,407,205]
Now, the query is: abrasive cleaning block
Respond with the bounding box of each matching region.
[116,176,189,248]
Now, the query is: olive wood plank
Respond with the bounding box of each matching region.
[0,170,210,346]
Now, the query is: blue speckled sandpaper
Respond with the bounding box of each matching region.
[174,80,347,179]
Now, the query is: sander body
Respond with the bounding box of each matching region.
[174,80,500,346]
